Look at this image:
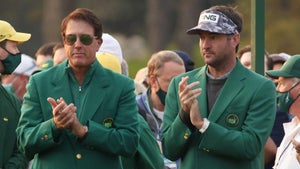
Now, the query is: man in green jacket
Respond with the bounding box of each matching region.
[16,8,139,169]
[0,20,30,169]
[162,5,276,169]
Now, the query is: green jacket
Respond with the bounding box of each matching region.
[121,114,164,169]
[162,60,276,169]
[0,85,28,169]
[16,60,139,169]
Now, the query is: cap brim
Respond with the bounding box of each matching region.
[7,32,31,43]
[266,69,294,79]
[186,22,229,35]
[186,25,203,34]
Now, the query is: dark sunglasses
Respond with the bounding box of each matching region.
[64,34,97,46]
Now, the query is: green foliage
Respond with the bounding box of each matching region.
[127,58,149,79]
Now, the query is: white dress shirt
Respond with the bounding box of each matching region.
[273,117,300,169]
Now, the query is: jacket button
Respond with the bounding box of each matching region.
[203,148,210,152]
[76,153,82,159]
[184,133,189,139]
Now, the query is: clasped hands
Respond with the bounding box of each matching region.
[47,97,87,138]
[179,76,203,129]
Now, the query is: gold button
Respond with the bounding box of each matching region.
[203,148,210,152]
[76,153,82,159]
[184,133,189,139]
[3,117,8,122]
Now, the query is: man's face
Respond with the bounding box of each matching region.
[276,77,299,97]
[240,51,251,69]
[35,54,52,68]
[153,61,185,92]
[199,31,239,67]
[4,40,19,54]
[53,48,67,66]
[0,40,19,59]
[63,19,102,69]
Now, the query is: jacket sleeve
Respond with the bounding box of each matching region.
[4,142,29,169]
[162,78,193,160]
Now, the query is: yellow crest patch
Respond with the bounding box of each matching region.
[103,118,113,128]
[226,114,239,126]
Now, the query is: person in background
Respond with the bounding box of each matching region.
[237,45,251,69]
[266,55,300,169]
[162,5,276,169]
[0,20,30,169]
[134,67,148,95]
[96,33,123,74]
[237,46,288,168]
[238,47,292,168]
[97,35,164,169]
[264,52,291,169]
[121,59,129,76]
[137,50,185,169]
[97,52,122,73]
[96,33,123,64]
[34,42,57,69]
[16,8,139,169]
[237,44,271,73]
[53,43,67,66]
[268,53,291,83]
[2,53,37,101]
[174,50,195,72]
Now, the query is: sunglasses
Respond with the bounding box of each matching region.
[64,34,98,46]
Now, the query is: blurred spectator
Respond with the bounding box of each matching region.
[134,67,148,95]
[268,53,291,70]
[53,43,67,66]
[0,19,30,169]
[96,52,121,73]
[174,50,195,72]
[264,52,292,169]
[121,59,129,76]
[35,42,57,68]
[137,50,185,168]
[97,33,123,63]
[238,44,270,73]
[2,54,37,101]
[97,33,163,169]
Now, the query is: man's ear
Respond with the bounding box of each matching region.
[148,75,158,89]
[232,33,240,49]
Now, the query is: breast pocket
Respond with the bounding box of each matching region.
[220,106,248,130]
[92,109,116,128]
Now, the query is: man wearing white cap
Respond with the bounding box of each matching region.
[0,20,30,169]
[162,5,276,169]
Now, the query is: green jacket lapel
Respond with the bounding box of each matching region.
[193,66,209,119]
[209,61,246,122]
[80,62,108,124]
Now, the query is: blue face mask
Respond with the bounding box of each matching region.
[1,52,22,74]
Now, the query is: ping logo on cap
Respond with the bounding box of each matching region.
[199,13,219,23]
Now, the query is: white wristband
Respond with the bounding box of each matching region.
[199,118,210,133]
